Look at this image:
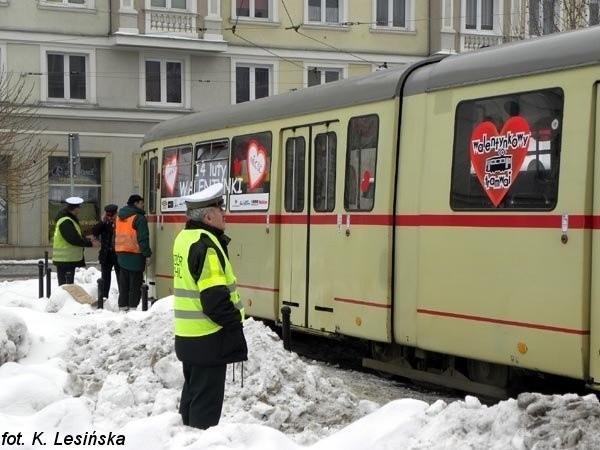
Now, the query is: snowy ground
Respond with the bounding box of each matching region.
[1,266,600,449]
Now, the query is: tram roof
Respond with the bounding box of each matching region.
[406,25,600,95]
[143,26,600,145]
[142,64,411,145]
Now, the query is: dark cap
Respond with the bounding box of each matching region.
[104,204,118,214]
[183,183,225,210]
[127,194,144,206]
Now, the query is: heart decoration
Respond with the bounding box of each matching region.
[470,116,531,207]
[232,158,242,177]
[163,155,178,196]
[246,140,267,192]
[360,170,372,193]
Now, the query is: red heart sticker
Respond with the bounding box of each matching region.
[246,140,267,192]
[470,116,531,207]
[360,170,372,193]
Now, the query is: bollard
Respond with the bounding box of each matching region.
[38,261,44,299]
[97,278,104,309]
[141,284,149,311]
[46,267,52,298]
[281,306,292,351]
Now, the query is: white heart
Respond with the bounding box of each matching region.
[163,158,178,195]
[247,142,266,190]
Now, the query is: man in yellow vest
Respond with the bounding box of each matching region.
[52,196,98,285]
[173,182,247,430]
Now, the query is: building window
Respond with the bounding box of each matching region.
[528,0,559,35]
[48,156,102,240]
[591,0,600,25]
[144,58,183,106]
[314,132,336,212]
[308,0,341,23]
[150,0,186,9]
[47,53,88,100]
[307,67,342,87]
[235,64,270,103]
[465,0,493,30]
[284,137,306,212]
[40,0,94,7]
[376,0,407,28]
[345,115,378,211]
[235,0,271,19]
[450,88,563,210]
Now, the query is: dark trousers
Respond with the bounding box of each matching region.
[100,257,120,299]
[117,267,144,308]
[179,363,226,429]
[56,263,77,286]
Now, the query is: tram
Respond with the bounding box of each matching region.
[139,27,600,396]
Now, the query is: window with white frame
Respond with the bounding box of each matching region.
[307,0,343,24]
[591,0,600,25]
[235,0,271,19]
[307,66,342,87]
[465,0,493,30]
[144,58,183,105]
[235,64,271,103]
[150,0,186,8]
[40,0,94,7]
[375,0,408,28]
[47,52,88,100]
[528,0,559,35]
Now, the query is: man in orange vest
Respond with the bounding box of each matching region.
[115,195,152,311]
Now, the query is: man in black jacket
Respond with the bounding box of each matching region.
[173,183,247,429]
[92,204,120,298]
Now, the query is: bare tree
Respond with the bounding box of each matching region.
[508,0,598,41]
[0,72,56,205]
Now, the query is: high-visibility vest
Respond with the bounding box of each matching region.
[114,215,141,253]
[173,229,244,337]
[52,216,85,262]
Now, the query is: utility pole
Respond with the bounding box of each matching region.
[68,133,80,196]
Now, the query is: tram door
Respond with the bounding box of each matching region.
[279,122,340,330]
[140,149,159,299]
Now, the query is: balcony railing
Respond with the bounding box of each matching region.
[145,9,197,37]
[461,33,503,51]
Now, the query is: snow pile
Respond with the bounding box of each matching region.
[60,303,378,445]
[0,308,30,364]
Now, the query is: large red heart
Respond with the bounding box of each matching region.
[470,116,531,207]
[246,140,267,192]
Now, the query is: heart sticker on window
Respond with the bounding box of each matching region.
[470,116,531,207]
[246,140,267,192]
[163,155,178,196]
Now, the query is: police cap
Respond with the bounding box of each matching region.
[183,183,225,210]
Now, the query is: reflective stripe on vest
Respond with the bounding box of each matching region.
[52,216,84,262]
[114,215,141,253]
[173,229,245,337]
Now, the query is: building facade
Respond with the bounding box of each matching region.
[0,0,429,259]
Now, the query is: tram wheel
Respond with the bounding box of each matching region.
[467,360,508,388]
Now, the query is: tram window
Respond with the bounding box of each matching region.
[149,156,158,215]
[230,131,272,212]
[161,144,192,213]
[285,137,306,212]
[345,115,379,211]
[193,139,229,200]
[314,132,337,212]
[450,88,563,211]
